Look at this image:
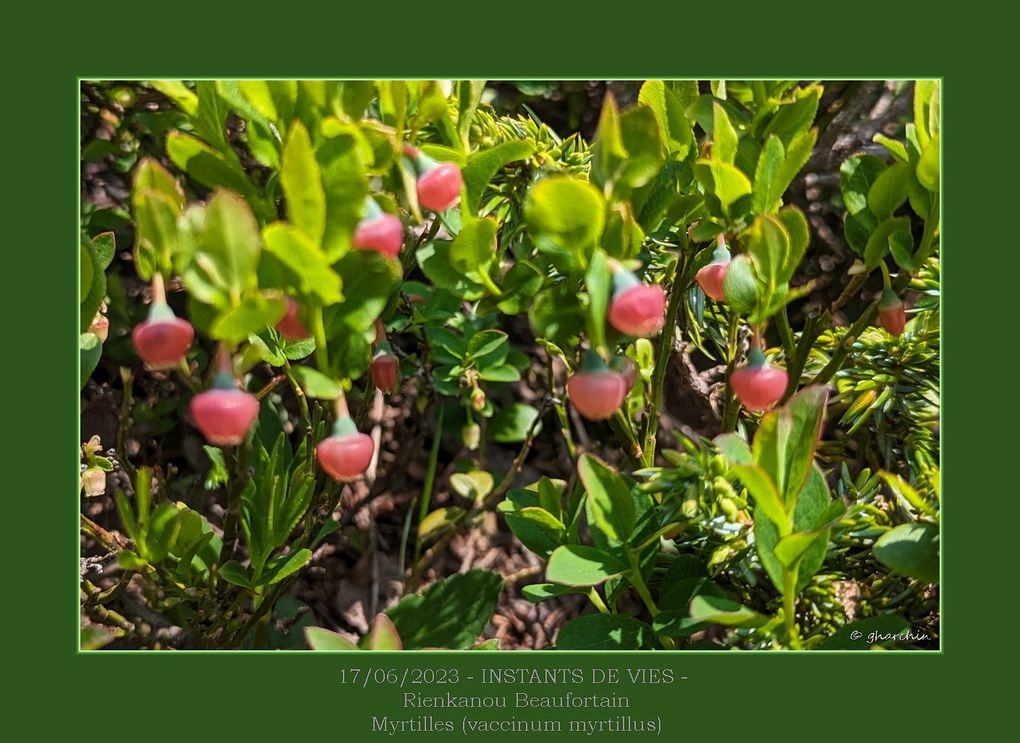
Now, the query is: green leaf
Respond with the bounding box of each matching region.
[364,614,403,651]
[281,121,326,244]
[91,231,116,270]
[418,506,465,542]
[462,141,533,214]
[555,614,652,650]
[840,154,885,229]
[457,80,486,147]
[917,134,940,192]
[879,471,938,519]
[211,293,286,345]
[756,466,833,592]
[496,260,543,314]
[889,223,918,272]
[290,366,341,400]
[528,282,585,349]
[262,222,343,304]
[416,240,485,299]
[202,445,230,490]
[779,385,829,506]
[80,333,102,389]
[116,550,148,570]
[818,615,911,650]
[218,560,251,588]
[449,217,498,275]
[774,128,817,203]
[712,101,739,164]
[260,548,313,586]
[524,177,606,256]
[133,156,185,212]
[762,85,820,148]
[521,583,587,603]
[743,213,793,295]
[270,476,314,549]
[329,249,401,333]
[477,364,520,382]
[591,94,627,188]
[546,545,627,587]
[80,237,106,332]
[618,104,666,188]
[714,433,752,465]
[774,529,827,569]
[864,216,912,269]
[166,131,257,203]
[585,248,611,351]
[467,329,507,359]
[578,454,635,543]
[873,523,939,583]
[722,254,759,314]
[340,81,376,119]
[638,80,693,159]
[318,123,371,259]
[913,81,939,147]
[867,161,911,221]
[148,81,198,116]
[874,134,909,163]
[385,569,503,649]
[132,189,179,281]
[80,625,115,651]
[752,135,785,213]
[694,160,752,210]
[490,403,540,444]
[450,470,494,500]
[688,595,768,628]
[504,507,565,558]
[732,464,788,533]
[305,626,360,651]
[777,206,810,278]
[189,191,262,303]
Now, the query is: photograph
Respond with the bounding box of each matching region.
[79,79,940,652]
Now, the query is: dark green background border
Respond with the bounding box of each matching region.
[10,3,1007,735]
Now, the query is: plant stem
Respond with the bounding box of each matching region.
[609,410,643,467]
[310,307,330,374]
[782,569,802,650]
[627,552,677,650]
[780,315,822,403]
[627,552,659,618]
[587,588,610,614]
[641,257,684,467]
[547,360,577,461]
[412,405,444,566]
[721,317,741,432]
[775,307,796,363]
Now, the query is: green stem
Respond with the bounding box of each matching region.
[547,360,577,461]
[478,268,503,298]
[721,317,741,432]
[283,363,314,467]
[782,569,802,650]
[413,405,444,565]
[310,307,330,374]
[627,552,659,618]
[914,200,939,265]
[809,299,881,387]
[879,260,892,289]
[627,552,677,650]
[780,315,821,403]
[587,588,610,615]
[775,308,796,364]
[609,410,643,467]
[641,257,684,467]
